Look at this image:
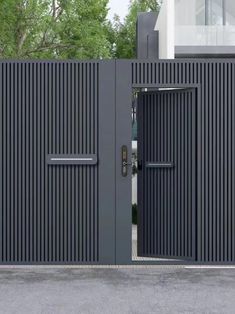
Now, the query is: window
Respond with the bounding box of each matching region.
[226,0,235,25]
[208,0,223,25]
[175,0,206,25]
[175,0,227,26]
[196,0,206,24]
[175,0,235,46]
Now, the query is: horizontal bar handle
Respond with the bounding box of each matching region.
[47,154,97,165]
[146,162,174,169]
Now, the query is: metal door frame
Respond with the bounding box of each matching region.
[130,83,201,265]
[115,60,203,265]
[137,87,198,261]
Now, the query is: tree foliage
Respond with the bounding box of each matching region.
[110,0,160,59]
[0,0,160,59]
[0,0,111,59]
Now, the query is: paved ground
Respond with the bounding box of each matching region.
[132,225,160,261]
[132,225,178,261]
[0,267,235,314]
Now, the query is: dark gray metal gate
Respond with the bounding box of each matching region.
[0,60,116,264]
[1,59,235,265]
[130,59,235,263]
[138,89,196,260]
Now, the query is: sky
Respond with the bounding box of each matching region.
[108,0,130,22]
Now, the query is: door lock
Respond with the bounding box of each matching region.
[122,145,131,177]
[122,161,132,166]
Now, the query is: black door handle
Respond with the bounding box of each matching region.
[121,145,131,177]
[146,162,174,168]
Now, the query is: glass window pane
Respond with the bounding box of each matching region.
[175,0,206,25]
[196,0,206,24]
[208,0,223,25]
[226,0,235,25]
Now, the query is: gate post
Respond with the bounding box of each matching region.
[99,61,116,264]
[115,60,133,264]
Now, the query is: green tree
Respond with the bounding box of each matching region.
[110,0,160,59]
[0,0,111,59]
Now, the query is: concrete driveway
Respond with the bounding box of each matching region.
[0,266,234,314]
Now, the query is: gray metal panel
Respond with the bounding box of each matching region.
[138,89,196,260]
[147,31,159,59]
[98,61,116,264]
[0,60,116,264]
[132,59,235,262]
[136,13,159,59]
[115,60,132,264]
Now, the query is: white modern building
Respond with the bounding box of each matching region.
[155,0,235,59]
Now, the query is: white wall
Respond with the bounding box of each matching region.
[154,0,175,59]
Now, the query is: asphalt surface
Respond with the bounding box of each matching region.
[0,267,234,314]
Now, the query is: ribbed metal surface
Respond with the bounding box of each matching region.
[134,60,235,262]
[132,61,201,86]
[138,89,196,260]
[0,61,99,263]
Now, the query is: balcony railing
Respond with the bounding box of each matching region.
[175,25,235,46]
